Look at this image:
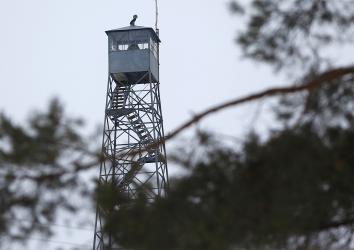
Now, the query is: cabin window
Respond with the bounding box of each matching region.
[110,39,117,51]
[110,39,149,52]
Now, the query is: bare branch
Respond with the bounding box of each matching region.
[164,66,354,142]
[3,66,353,181]
[108,66,354,165]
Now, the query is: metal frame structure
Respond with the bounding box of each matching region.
[93,26,168,250]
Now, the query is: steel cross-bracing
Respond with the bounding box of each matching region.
[93,70,169,250]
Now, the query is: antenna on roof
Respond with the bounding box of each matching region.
[155,0,159,34]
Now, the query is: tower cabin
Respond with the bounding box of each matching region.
[106,26,160,85]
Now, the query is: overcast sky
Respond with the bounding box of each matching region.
[0,0,286,137]
[0,0,304,249]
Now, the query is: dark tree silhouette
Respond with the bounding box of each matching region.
[0,99,96,243]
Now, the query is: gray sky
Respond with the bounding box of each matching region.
[0,0,307,249]
[0,0,283,137]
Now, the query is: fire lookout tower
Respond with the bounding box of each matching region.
[93,22,169,250]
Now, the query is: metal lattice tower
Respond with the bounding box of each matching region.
[93,24,169,250]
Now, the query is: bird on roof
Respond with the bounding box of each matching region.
[130,15,138,26]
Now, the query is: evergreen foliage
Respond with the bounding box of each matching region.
[0,99,91,241]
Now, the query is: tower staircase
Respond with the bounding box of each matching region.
[117,111,160,188]
[112,84,130,110]
[108,84,162,189]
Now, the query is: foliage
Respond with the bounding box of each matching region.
[230,0,354,72]
[101,109,354,250]
[0,99,93,242]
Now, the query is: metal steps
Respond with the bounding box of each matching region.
[112,85,129,110]
[106,84,131,118]
[127,112,155,153]
[116,111,162,188]
[108,85,163,188]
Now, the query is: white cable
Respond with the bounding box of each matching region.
[12,217,94,231]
